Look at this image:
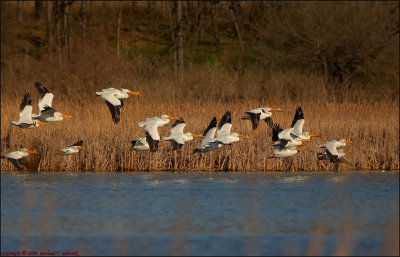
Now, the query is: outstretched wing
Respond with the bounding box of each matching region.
[217,111,232,137]
[19,93,34,123]
[201,117,217,146]
[70,140,84,147]
[271,122,283,142]
[9,158,25,171]
[169,118,186,137]
[326,149,339,163]
[105,101,121,124]
[245,111,261,130]
[264,117,273,127]
[145,131,159,152]
[291,106,305,135]
[34,82,54,112]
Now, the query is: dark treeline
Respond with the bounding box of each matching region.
[1,1,399,102]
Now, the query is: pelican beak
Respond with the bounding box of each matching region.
[77,147,86,151]
[342,150,353,153]
[308,132,320,137]
[159,142,164,147]
[300,138,311,142]
[26,149,40,154]
[191,134,205,138]
[268,154,276,159]
[128,90,143,96]
[269,108,283,112]
[238,134,249,139]
[167,115,180,120]
[294,146,306,151]
[60,113,73,119]
[241,116,249,120]
[36,120,48,126]
[272,141,277,144]
[344,140,354,144]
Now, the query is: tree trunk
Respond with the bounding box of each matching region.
[167,2,177,76]
[34,0,43,20]
[46,1,53,53]
[116,2,123,58]
[17,1,23,23]
[177,1,184,83]
[80,1,87,43]
[63,1,71,61]
[130,1,136,54]
[229,2,245,55]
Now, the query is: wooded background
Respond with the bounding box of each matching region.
[1,1,399,102]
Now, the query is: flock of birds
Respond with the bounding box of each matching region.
[1,82,355,171]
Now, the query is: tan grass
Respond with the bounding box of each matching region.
[1,95,398,172]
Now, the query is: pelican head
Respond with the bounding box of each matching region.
[122,89,143,96]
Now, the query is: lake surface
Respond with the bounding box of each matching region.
[1,172,399,256]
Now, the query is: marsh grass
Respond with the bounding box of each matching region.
[1,95,398,172]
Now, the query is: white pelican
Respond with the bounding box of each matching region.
[138,115,180,152]
[193,117,218,153]
[96,88,142,124]
[1,148,40,170]
[162,118,204,151]
[32,82,73,121]
[290,106,319,140]
[131,138,165,152]
[241,107,283,129]
[317,148,354,166]
[212,111,249,146]
[269,122,305,149]
[268,146,306,159]
[11,93,47,128]
[60,140,86,155]
[318,139,354,163]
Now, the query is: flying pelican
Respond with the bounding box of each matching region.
[162,118,204,151]
[290,106,319,140]
[130,138,165,152]
[211,111,249,146]
[11,93,47,128]
[193,117,218,153]
[317,148,354,166]
[241,107,283,129]
[268,146,306,159]
[1,148,40,170]
[60,140,86,155]
[318,139,354,163]
[269,122,306,149]
[96,88,143,124]
[32,82,73,121]
[138,115,180,152]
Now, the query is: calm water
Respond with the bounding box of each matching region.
[1,172,399,256]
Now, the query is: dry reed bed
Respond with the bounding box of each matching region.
[1,96,399,172]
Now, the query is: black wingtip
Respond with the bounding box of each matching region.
[203,117,217,136]
[34,82,51,94]
[291,106,304,127]
[71,140,84,146]
[172,117,185,127]
[218,111,231,130]
[271,122,283,142]
[20,93,32,111]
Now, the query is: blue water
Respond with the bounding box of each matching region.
[1,172,399,255]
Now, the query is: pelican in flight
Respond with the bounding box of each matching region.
[32,82,73,122]
[269,122,307,149]
[162,118,204,151]
[268,146,306,159]
[241,107,283,130]
[193,117,218,153]
[11,93,47,128]
[1,148,40,170]
[96,88,142,124]
[214,111,249,145]
[131,138,165,152]
[317,148,354,166]
[60,140,86,155]
[290,106,319,140]
[138,115,180,152]
[318,139,354,164]
[267,121,306,158]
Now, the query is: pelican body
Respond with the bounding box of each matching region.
[162,118,204,151]
[138,115,180,152]
[96,88,142,124]
[11,93,46,128]
[242,107,282,130]
[60,140,86,155]
[1,148,40,170]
